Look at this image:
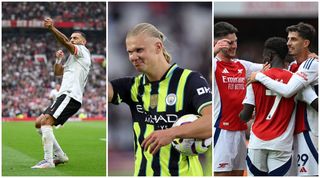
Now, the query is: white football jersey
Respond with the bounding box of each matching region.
[58,45,91,103]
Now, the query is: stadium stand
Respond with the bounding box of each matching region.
[2,2,106,118]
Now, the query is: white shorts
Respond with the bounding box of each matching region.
[293,131,318,176]
[213,128,247,172]
[247,149,293,176]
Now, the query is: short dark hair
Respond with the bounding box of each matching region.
[214,22,238,39]
[73,31,86,40]
[286,22,316,46]
[264,37,288,60]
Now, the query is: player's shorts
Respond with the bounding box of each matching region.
[213,128,246,172]
[293,131,318,176]
[43,94,81,126]
[247,149,292,176]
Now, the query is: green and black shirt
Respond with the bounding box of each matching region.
[111,64,212,176]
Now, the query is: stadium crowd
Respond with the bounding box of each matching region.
[2,2,105,29]
[2,32,106,118]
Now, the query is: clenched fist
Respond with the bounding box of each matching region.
[44,17,53,29]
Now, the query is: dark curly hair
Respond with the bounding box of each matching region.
[264,37,288,60]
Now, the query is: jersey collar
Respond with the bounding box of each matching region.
[143,63,178,85]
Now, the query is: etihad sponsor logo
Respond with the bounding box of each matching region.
[136,104,178,129]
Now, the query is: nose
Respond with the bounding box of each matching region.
[129,52,138,61]
[287,40,291,46]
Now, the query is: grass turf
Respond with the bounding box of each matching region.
[2,121,106,176]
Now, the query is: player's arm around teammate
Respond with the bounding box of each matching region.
[141,105,212,155]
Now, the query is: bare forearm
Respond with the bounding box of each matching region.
[54,63,64,76]
[49,26,74,53]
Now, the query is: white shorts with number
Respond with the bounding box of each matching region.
[247,149,293,176]
[213,128,247,172]
[294,131,318,176]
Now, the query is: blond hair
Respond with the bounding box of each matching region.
[126,23,172,63]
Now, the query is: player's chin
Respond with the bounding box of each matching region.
[134,66,144,72]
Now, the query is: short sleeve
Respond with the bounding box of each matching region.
[110,77,134,104]
[185,72,212,114]
[238,59,263,78]
[242,84,255,106]
[294,58,318,87]
[74,45,84,58]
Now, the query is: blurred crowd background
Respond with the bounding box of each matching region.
[214,2,318,64]
[2,2,106,119]
[108,2,212,176]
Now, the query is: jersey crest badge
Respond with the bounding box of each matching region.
[166,93,177,106]
[150,94,158,109]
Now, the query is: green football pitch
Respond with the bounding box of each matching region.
[2,121,106,176]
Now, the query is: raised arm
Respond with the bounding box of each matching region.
[44,17,76,54]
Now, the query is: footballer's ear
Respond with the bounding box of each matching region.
[155,41,163,54]
[303,39,310,48]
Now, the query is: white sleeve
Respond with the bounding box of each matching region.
[299,85,318,105]
[294,58,318,87]
[213,57,217,71]
[255,72,304,98]
[74,45,84,58]
[242,84,255,106]
[239,59,263,78]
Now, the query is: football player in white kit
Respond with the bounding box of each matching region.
[240,37,318,176]
[32,17,91,169]
[250,22,318,176]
